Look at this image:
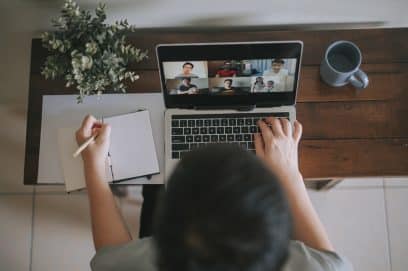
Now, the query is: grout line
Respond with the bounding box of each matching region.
[382,180,393,271]
[29,187,36,271]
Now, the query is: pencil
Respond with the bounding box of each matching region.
[73,134,96,158]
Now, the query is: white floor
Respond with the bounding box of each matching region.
[0,25,407,271]
[1,179,408,271]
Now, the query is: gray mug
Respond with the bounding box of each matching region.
[320,40,369,89]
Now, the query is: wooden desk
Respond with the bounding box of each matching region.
[24,28,408,185]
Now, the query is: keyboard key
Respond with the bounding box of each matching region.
[180,120,187,127]
[211,135,219,142]
[212,119,220,126]
[233,127,240,133]
[248,141,255,149]
[221,119,228,126]
[245,119,252,125]
[225,127,232,134]
[172,144,189,151]
[228,119,236,126]
[172,120,179,127]
[227,135,234,141]
[200,127,208,134]
[188,120,195,127]
[172,152,180,159]
[244,134,252,141]
[172,128,183,135]
[199,143,206,147]
[194,135,202,142]
[250,126,257,133]
[192,128,199,134]
[242,127,249,133]
[219,135,226,142]
[197,120,203,126]
[240,142,247,148]
[203,135,210,142]
[204,119,211,126]
[186,136,194,143]
[172,136,185,143]
[184,128,191,135]
[237,118,244,125]
[235,134,243,141]
[217,127,224,134]
[209,127,216,134]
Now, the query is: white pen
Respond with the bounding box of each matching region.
[72,134,97,158]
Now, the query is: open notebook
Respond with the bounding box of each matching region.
[58,110,160,192]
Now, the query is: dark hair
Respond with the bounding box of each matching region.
[154,144,292,271]
[272,59,285,64]
[224,79,233,83]
[183,62,194,68]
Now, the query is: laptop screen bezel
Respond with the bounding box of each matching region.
[156,41,303,108]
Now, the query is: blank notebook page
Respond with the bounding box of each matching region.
[104,110,159,181]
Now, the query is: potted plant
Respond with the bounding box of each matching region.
[41,0,148,103]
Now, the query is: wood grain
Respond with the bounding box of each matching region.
[300,139,408,178]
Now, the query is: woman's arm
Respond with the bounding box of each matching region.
[254,117,334,252]
[76,115,132,250]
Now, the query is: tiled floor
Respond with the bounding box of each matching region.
[1,179,407,271]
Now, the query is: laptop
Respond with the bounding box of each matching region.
[156,41,303,178]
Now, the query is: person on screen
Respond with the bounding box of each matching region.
[175,62,199,79]
[252,76,265,92]
[218,79,235,95]
[264,80,275,92]
[216,61,238,77]
[262,59,288,91]
[177,77,198,94]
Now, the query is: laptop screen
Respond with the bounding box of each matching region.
[157,42,303,108]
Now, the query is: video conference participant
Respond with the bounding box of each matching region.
[217,79,235,95]
[252,76,266,92]
[265,80,275,92]
[263,59,288,91]
[175,62,199,79]
[215,61,238,77]
[177,77,198,95]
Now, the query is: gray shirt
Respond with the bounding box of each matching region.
[91,238,353,271]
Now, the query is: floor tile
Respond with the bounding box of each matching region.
[119,186,144,239]
[31,194,94,271]
[0,195,33,271]
[308,188,390,271]
[334,177,384,189]
[384,187,408,271]
[0,103,33,193]
[383,177,408,187]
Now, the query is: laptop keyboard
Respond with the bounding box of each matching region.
[171,112,289,159]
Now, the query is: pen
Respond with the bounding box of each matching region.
[72,134,96,158]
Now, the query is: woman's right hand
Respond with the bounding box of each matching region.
[254,117,303,186]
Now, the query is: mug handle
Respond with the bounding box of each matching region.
[348,69,369,89]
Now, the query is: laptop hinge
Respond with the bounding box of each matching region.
[193,105,256,111]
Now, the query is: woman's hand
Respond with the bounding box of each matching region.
[75,115,111,167]
[254,117,303,185]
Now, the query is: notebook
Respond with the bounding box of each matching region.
[58,110,160,192]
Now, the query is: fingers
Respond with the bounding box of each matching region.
[254,133,265,157]
[293,120,303,143]
[81,115,97,132]
[280,118,292,136]
[95,124,111,143]
[258,120,273,144]
[265,117,284,136]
